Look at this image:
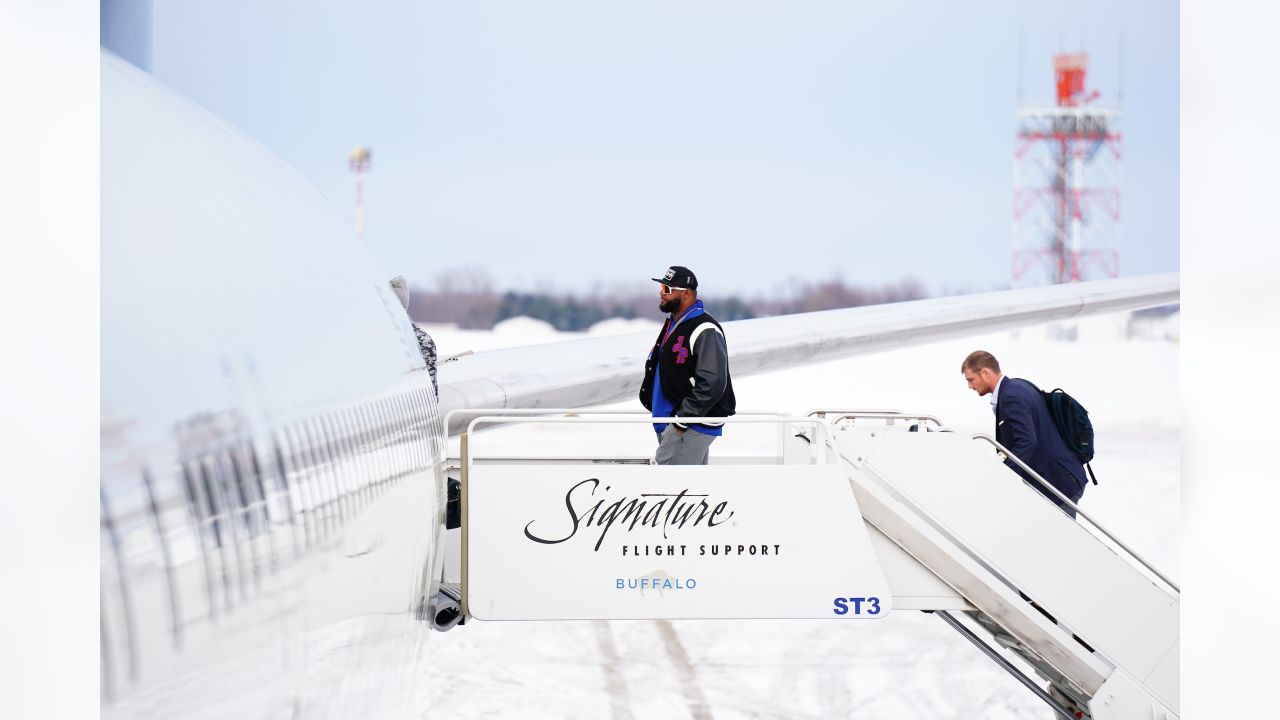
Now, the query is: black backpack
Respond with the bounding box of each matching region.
[1037,386,1098,485]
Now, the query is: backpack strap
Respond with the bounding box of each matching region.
[1085,462,1098,486]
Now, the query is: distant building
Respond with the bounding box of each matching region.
[1127,305,1180,342]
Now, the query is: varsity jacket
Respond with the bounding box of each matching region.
[639,300,736,434]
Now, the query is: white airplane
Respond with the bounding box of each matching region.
[101,50,1179,719]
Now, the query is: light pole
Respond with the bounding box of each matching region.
[349,146,372,241]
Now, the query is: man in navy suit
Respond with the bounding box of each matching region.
[961,350,1088,518]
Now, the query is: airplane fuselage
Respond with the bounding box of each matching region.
[101,53,446,718]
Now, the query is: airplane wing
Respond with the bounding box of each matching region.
[439,274,1178,432]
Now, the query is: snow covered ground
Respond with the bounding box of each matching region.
[417,311,1178,719]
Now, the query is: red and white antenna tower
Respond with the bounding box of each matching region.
[349,146,372,241]
[1012,53,1122,286]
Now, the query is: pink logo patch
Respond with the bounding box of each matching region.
[672,336,690,364]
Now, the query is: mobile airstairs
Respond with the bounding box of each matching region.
[441,410,1179,720]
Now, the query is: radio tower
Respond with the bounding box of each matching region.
[1012,53,1122,287]
[349,146,372,241]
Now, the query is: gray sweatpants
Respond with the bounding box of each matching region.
[655,425,716,465]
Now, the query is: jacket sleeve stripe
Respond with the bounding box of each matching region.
[689,322,722,350]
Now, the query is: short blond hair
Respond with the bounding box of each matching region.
[961,350,1000,374]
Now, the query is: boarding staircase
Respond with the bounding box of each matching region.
[442,409,1180,720]
[817,410,1179,720]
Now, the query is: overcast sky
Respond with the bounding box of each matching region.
[150,1,1178,296]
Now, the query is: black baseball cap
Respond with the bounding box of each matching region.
[651,265,698,290]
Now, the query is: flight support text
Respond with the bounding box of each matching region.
[621,544,782,557]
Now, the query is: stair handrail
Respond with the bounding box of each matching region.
[447,407,788,433]
[971,433,1180,594]
[805,408,902,418]
[458,412,831,467]
[835,412,945,428]
[805,409,946,429]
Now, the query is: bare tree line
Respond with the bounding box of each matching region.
[406,268,926,331]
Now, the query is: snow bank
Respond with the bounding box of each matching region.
[587,317,664,336]
[417,309,1178,719]
[492,315,559,336]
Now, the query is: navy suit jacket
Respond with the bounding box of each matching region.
[995,377,1088,505]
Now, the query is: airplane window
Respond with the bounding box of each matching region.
[243,444,283,574]
[424,389,441,465]
[396,394,412,476]
[101,601,114,701]
[309,417,341,529]
[286,424,320,542]
[198,455,241,610]
[405,393,426,470]
[100,487,138,680]
[373,399,390,491]
[294,421,326,538]
[319,413,351,524]
[223,448,262,592]
[269,434,303,558]
[141,470,182,647]
[227,448,255,534]
[337,407,369,512]
[389,396,404,478]
[359,401,381,498]
[278,428,314,550]
[246,445,272,537]
[198,456,225,549]
[178,460,218,619]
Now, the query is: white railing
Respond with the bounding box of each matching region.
[971,433,1180,594]
[446,409,832,469]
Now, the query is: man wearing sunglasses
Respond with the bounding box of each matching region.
[639,266,737,465]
